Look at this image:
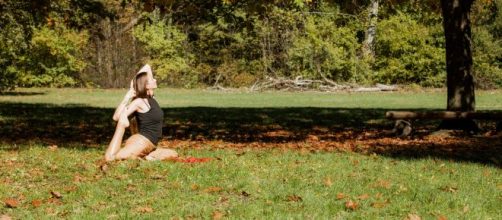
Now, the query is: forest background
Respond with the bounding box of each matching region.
[1,0,501,90]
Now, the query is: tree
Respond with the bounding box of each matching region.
[441,0,476,111]
[440,0,478,130]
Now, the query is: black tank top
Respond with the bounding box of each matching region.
[135,97,163,145]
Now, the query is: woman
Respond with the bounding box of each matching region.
[104,64,178,161]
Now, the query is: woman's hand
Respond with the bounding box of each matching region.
[124,87,136,100]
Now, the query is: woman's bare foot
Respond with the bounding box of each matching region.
[145,148,178,161]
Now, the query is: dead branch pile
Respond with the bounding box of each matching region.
[241,76,398,92]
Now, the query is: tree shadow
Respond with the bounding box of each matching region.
[0,102,500,166]
[0,91,46,96]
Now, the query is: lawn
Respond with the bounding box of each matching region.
[0,88,501,219]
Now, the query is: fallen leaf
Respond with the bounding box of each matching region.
[345,200,358,210]
[437,215,448,220]
[203,187,222,193]
[0,215,12,220]
[191,184,199,191]
[286,194,302,202]
[370,200,389,208]
[46,198,62,205]
[32,199,43,207]
[439,186,458,193]
[357,194,370,200]
[241,191,250,197]
[3,198,18,208]
[48,145,58,151]
[336,193,346,200]
[406,213,421,220]
[463,205,469,213]
[50,191,62,199]
[212,210,224,220]
[324,177,333,187]
[135,206,153,213]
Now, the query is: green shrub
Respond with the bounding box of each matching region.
[374,13,445,87]
[22,23,88,87]
[472,26,502,89]
[133,9,193,87]
[287,14,362,83]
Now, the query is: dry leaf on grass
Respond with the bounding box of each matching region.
[203,187,223,193]
[135,206,153,213]
[324,177,333,187]
[31,199,43,207]
[286,194,302,202]
[3,198,18,208]
[48,145,58,151]
[50,191,62,199]
[241,191,250,197]
[212,210,224,220]
[437,215,448,220]
[370,200,389,208]
[336,193,346,200]
[345,200,358,210]
[406,213,421,220]
[357,194,370,200]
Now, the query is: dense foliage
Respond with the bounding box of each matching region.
[0,0,501,90]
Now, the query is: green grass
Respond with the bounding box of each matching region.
[1,88,501,219]
[2,87,502,109]
[0,147,500,219]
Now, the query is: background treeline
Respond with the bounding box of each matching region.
[1,0,501,90]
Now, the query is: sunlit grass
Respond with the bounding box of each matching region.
[0,146,500,219]
[2,87,502,109]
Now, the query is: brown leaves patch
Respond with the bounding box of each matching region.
[3,198,18,208]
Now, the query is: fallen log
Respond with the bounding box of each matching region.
[386,111,502,120]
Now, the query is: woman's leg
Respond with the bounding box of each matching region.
[114,134,155,160]
[104,113,130,161]
[145,148,178,161]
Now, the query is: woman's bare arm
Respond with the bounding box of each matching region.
[112,87,135,121]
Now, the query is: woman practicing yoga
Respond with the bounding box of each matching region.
[104,64,178,161]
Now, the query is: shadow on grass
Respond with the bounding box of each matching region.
[0,102,500,166]
[0,91,46,96]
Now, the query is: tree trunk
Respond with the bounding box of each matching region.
[362,0,379,59]
[441,0,475,111]
[440,0,477,131]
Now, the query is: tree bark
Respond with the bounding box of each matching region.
[439,0,478,131]
[362,0,379,59]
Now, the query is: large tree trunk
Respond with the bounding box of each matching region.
[440,0,477,131]
[441,0,475,111]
